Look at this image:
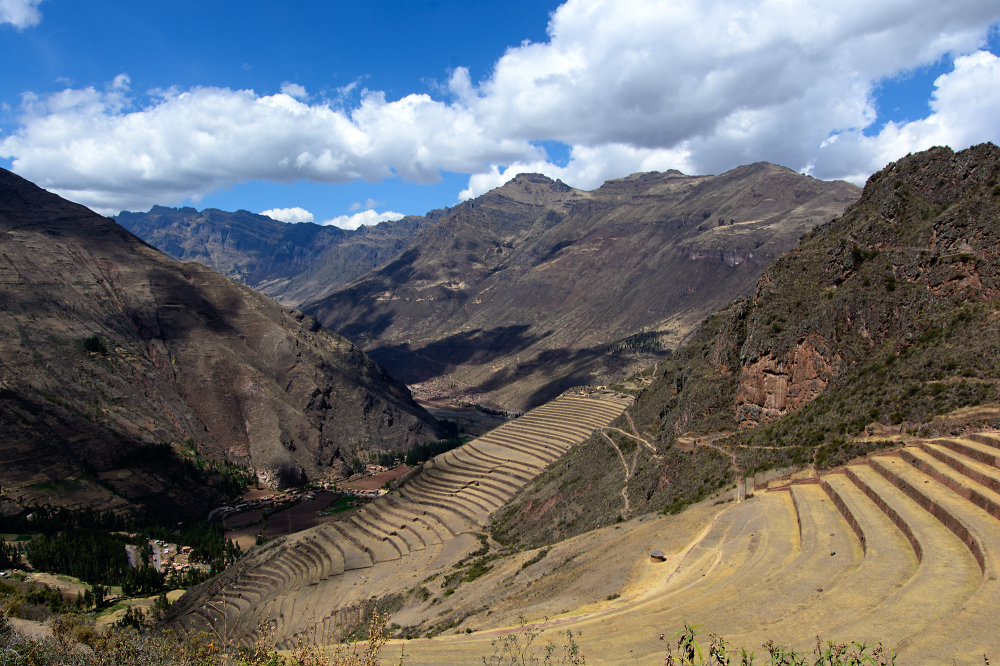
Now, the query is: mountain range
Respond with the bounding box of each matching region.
[122,165,861,410]
[116,206,438,307]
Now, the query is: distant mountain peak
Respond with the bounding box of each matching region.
[486,172,580,206]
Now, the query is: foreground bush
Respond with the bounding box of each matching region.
[0,609,399,666]
[663,623,895,666]
[482,616,584,666]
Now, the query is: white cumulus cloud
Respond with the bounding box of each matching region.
[812,50,1000,183]
[260,206,314,223]
[459,144,694,200]
[0,83,539,213]
[455,0,1000,190]
[280,82,308,100]
[322,209,405,230]
[0,0,42,29]
[2,0,1000,212]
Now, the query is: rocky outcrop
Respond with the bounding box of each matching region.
[735,335,839,427]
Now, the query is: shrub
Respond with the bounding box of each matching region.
[81,334,107,355]
[663,623,897,666]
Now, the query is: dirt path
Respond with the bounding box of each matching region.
[596,412,662,519]
[677,431,746,500]
[624,411,656,451]
[601,431,642,519]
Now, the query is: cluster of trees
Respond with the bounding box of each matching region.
[5,503,241,599]
[610,331,664,355]
[179,439,256,498]
[109,439,255,500]
[403,437,467,466]
[25,528,143,586]
[0,539,24,568]
[217,461,256,498]
[121,565,163,597]
[0,506,132,538]
[475,404,515,418]
[374,437,469,469]
[142,520,239,566]
[376,451,399,468]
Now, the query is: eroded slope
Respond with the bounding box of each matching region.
[0,169,442,520]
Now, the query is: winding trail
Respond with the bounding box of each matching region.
[597,411,663,518]
[678,432,745,501]
[601,431,642,518]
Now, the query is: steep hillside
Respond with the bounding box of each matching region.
[0,169,443,521]
[308,167,860,409]
[116,206,436,307]
[493,143,1000,548]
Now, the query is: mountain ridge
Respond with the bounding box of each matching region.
[491,142,1000,548]
[307,163,861,409]
[0,168,443,520]
[116,205,439,307]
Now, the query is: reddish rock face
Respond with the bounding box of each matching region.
[735,335,839,427]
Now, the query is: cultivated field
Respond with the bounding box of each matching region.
[170,393,1000,663]
[166,389,633,648]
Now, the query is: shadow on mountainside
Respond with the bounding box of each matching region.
[367,325,547,384]
[305,247,424,342]
[508,346,635,409]
[143,267,244,341]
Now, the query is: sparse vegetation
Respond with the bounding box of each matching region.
[0,603,399,665]
[483,615,585,666]
[662,623,897,666]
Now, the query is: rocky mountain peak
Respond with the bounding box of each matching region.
[486,172,583,208]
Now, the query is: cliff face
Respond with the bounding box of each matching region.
[0,169,442,519]
[729,143,1000,431]
[491,143,1000,549]
[734,334,839,427]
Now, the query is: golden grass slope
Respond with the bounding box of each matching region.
[395,433,1000,664]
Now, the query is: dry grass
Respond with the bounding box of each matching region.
[0,607,402,666]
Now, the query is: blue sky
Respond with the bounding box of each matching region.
[2,1,1000,227]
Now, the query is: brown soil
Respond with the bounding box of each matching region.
[238,488,276,501]
[262,491,340,538]
[343,467,409,491]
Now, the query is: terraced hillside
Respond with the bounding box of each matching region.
[166,389,632,646]
[391,432,1000,664]
[494,143,1000,548]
